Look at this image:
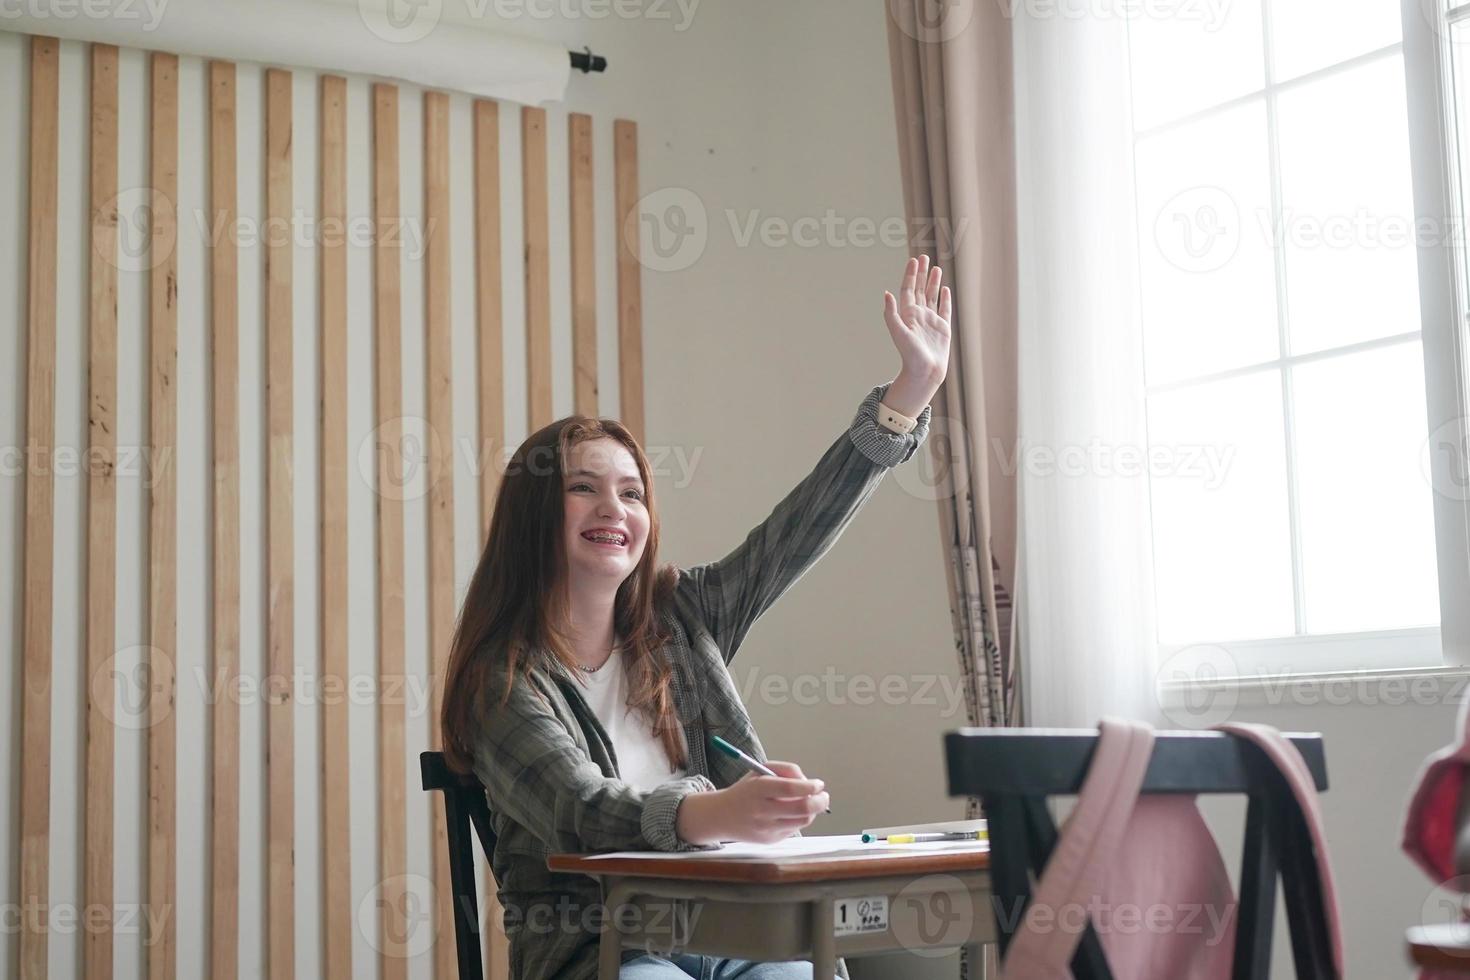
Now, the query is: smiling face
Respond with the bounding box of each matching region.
[561,436,651,588]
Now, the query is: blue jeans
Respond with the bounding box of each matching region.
[619,951,839,979]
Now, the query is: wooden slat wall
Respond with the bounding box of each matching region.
[263,67,296,980]
[9,39,649,980]
[19,34,58,980]
[422,88,456,980]
[522,106,552,430]
[208,58,242,980]
[475,100,505,536]
[372,81,409,980]
[569,112,597,418]
[614,120,645,444]
[147,49,179,980]
[84,40,118,980]
[318,72,352,980]
[472,99,512,980]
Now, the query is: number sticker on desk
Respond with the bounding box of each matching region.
[833,896,888,936]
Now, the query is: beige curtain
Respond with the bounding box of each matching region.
[886,8,1021,974]
[885,0,1021,741]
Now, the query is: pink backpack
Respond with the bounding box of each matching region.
[1000,718,1344,979]
[1403,697,1470,979]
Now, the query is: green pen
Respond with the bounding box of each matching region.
[709,735,832,814]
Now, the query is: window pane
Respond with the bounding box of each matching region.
[1127,0,1265,130]
[1135,102,1280,385]
[1148,370,1296,643]
[1276,55,1422,354]
[1270,0,1401,82]
[1293,341,1440,633]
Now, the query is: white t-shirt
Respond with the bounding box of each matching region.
[575,645,689,793]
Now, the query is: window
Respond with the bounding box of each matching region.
[1128,0,1470,676]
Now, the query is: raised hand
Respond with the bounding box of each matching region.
[881,254,952,417]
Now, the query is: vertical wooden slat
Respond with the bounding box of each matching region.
[372,82,408,980]
[147,49,179,980]
[20,36,59,980]
[569,112,597,419]
[264,66,295,980]
[84,40,119,980]
[474,100,504,540]
[422,88,456,980]
[208,59,241,980]
[318,73,353,980]
[521,106,551,430]
[613,120,645,443]
[472,98,511,980]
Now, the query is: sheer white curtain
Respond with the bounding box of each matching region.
[1011,6,1163,729]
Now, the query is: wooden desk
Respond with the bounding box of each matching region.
[1409,923,1470,973]
[548,838,994,979]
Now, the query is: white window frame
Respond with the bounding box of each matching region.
[1143,0,1470,682]
[1409,0,1470,669]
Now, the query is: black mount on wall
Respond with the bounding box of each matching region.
[568,46,607,73]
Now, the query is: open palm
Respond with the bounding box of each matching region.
[883,254,952,383]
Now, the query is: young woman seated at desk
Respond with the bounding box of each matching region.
[440,256,952,980]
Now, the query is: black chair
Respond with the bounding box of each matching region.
[421,750,499,980]
[944,729,1337,980]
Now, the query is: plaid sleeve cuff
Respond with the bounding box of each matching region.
[642,774,721,852]
[848,383,932,467]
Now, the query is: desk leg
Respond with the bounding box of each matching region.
[810,897,835,979]
[964,940,987,980]
[600,879,628,980]
[964,941,995,980]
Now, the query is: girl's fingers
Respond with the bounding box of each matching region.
[939,285,952,322]
[899,256,918,309]
[769,790,830,818]
[769,817,815,831]
[768,800,812,819]
[770,793,829,822]
[767,797,823,819]
[884,292,908,337]
[927,265,942,308]
[759,776,824,799]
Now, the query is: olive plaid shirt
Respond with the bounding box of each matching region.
[470,382,933,980]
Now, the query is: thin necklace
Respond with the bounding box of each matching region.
[575,638,618,674]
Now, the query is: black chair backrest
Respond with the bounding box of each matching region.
[944,729,1336,980]
[421,750,499,980]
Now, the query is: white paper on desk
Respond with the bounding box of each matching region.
[580,834,989,862]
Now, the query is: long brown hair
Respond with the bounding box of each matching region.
[440,415,687,776]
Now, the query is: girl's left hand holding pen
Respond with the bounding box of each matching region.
[710,734,831,815]
[674,736,831,846]
[675,761,831,846]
